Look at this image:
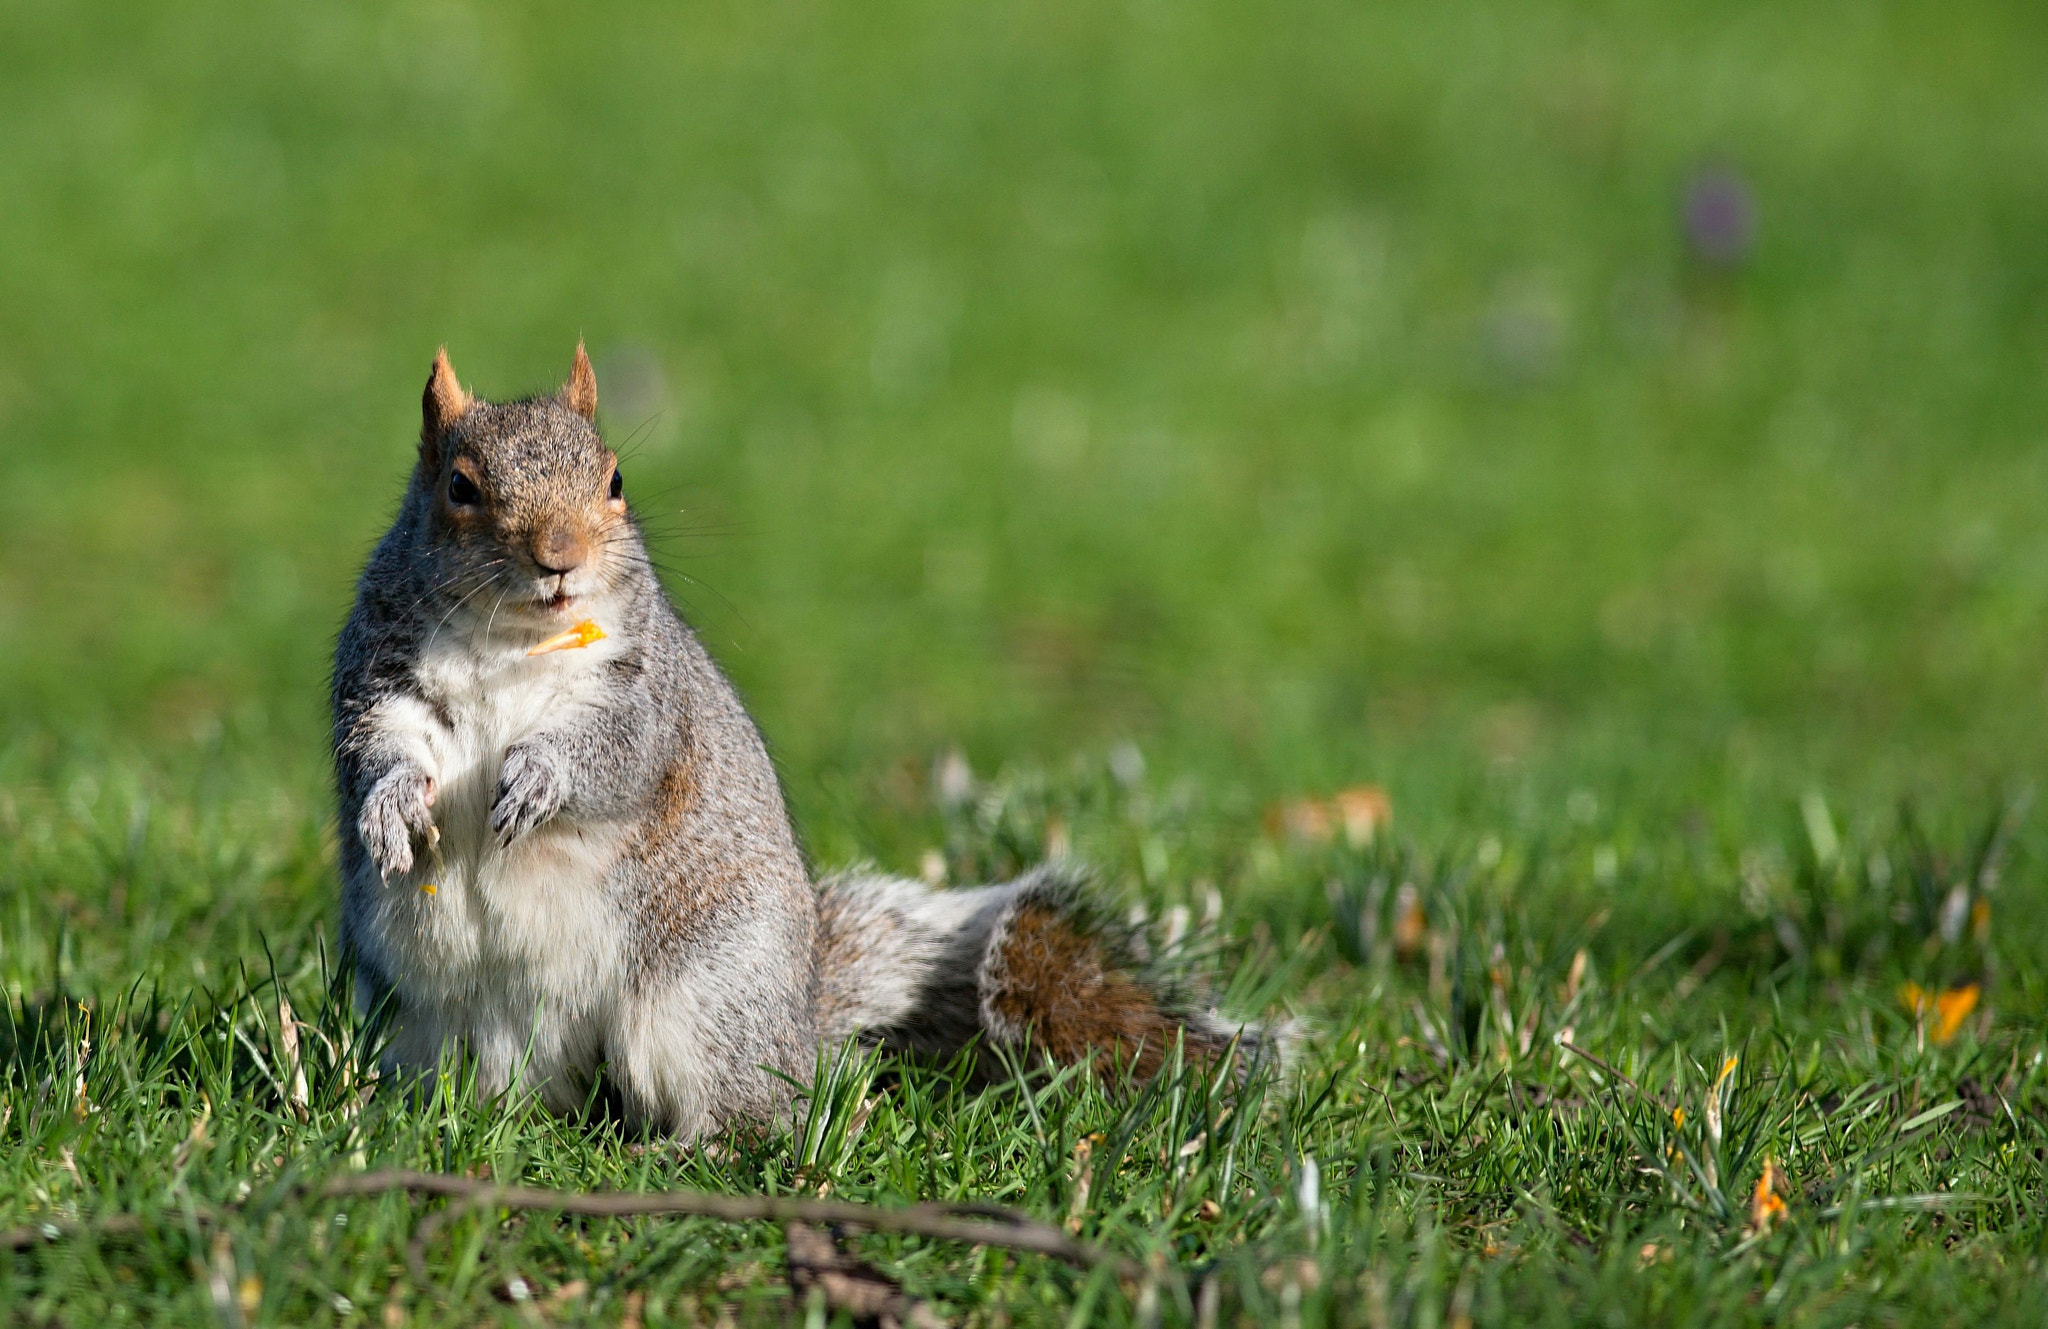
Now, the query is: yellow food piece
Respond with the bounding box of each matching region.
[420,882,437,896]
[527,619,606,656]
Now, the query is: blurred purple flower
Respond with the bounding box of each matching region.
[1684,169,1756,268]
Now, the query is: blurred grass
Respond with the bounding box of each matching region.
[5,0,2048,841]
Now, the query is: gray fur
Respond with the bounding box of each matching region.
[336,378,817,1135]
[335,352,1284,1139]
[817,865,1291,1080]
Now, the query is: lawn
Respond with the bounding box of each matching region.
[4,0,2048,1323]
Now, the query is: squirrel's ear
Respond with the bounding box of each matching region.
[422,348,472,452]
[561,341,598,421]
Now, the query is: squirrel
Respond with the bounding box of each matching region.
[334,345,1283,1138]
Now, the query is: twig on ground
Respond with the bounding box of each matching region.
[3,1168,1136,1284]
[353,1169,1129,1286]
[1,1213,154,1250]
[1555,1040,1672,1113]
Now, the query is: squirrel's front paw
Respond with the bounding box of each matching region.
[360,766,436,881]
[490,745,564,846]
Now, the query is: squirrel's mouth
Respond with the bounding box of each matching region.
[525,582,580,615]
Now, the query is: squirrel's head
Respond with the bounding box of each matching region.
[412,344,634,622]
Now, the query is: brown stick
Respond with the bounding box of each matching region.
[0,1213,152,1250]
[2,1169,1134,1280]
[1555,1040,1673,1113]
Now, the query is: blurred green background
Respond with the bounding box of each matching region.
[4,0,2047,860]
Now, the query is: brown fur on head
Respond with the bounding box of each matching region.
[562,341,598,420]
[421,348,472,459]
[412,346,634,623]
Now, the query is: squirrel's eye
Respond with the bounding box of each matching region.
[608,467,624,501]
[447,470,481,507]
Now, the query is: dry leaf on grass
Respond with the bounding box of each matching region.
[1898,982,1980,1046]
[1747,1156,1789,1236]
[1266,785,1391,848]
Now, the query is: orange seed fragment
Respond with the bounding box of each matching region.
[528,619,606,656]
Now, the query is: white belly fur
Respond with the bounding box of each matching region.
[358,618,631,1107]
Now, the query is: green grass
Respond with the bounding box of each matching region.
[6,770,2046,1324]
[6,0,2048,1322]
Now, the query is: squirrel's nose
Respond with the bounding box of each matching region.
[532,529,589,577]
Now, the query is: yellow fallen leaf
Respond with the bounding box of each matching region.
[1899,982,1979,1045]
[528,619,606,656]
[1066,1133,1102,1235]
[1267,796,1331,843]
[1747,1156,1788,1235]
[1333,785,1392,847]
[1392,885,1427,958]
[1562,948,1588,1003]
[1936,984,1980,1044]
[1264,784,1393,849]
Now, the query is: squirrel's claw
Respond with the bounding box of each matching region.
[490,745,563,846]
[361,766,435,881]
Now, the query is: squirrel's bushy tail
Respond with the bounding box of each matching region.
[814,865,1289,1080]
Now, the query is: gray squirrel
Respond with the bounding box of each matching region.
[334,345,1281,1137]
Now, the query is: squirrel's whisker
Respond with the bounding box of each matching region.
[422,564,512,654]
[394,555,511,625]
